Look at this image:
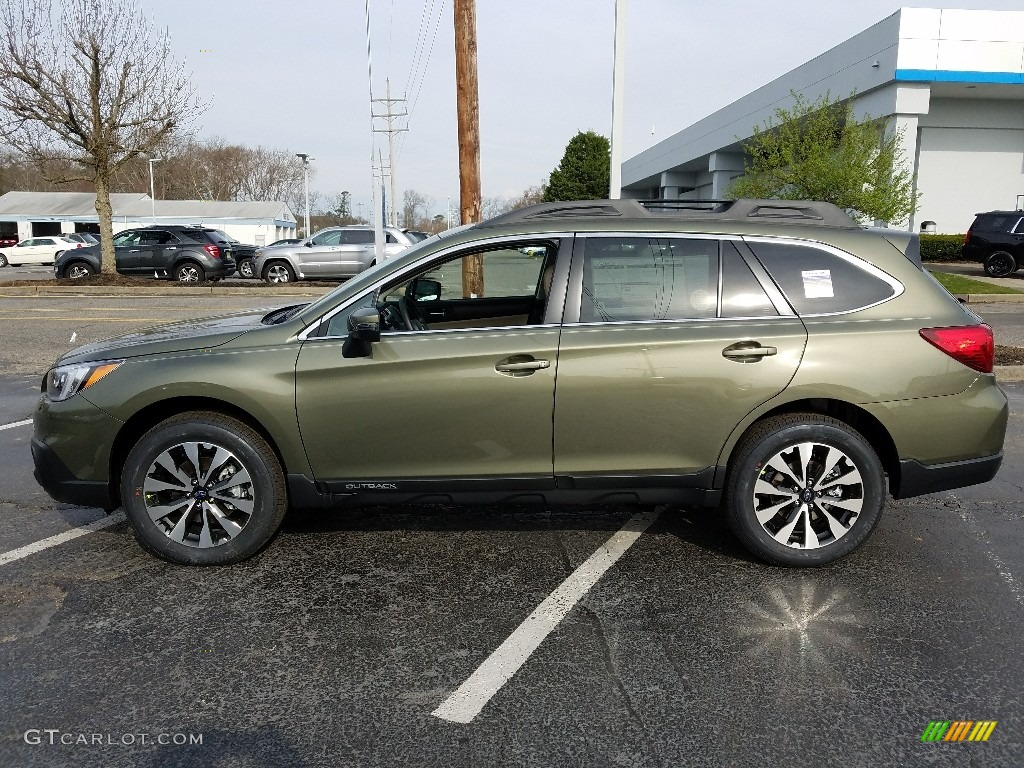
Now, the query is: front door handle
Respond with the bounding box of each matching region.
[495,355,550,376]
[722,341,778,362]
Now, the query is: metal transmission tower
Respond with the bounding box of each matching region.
[372,78,408,227]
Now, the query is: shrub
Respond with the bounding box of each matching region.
[920,234,965,262]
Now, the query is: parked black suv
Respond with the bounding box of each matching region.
[54,226,238,282]
[962,210,1024,277]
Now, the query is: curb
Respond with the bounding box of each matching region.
[995,365,1024,382]
[0,284,334,298]
[956,293,1024,304]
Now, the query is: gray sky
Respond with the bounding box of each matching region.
[136,1,1023,218]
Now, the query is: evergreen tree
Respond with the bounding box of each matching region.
[544,131,610,202]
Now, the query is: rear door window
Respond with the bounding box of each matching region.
[746,240,896,315]
[341,230,375,245]
[721,242,778,317]
[580,237,718,322]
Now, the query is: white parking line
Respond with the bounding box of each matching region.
[431,506,662,724]
[0,418,33,431]
[0,512,127,567]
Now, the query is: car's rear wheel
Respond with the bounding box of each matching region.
[724,413,885,566]
[237,257,255,279]
[120,411,288,565]
[983,250,1016,278]
[65,261,95,279]
[0,253,7,268]
[263,261,295,284]
[174,262,205,282]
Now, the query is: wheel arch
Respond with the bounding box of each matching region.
[108,396,291,508]
[717,398,902,495]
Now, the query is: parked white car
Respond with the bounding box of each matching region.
[0,236,83,267]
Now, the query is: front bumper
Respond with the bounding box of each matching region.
[32,437,116,509]
[32,394,123,509]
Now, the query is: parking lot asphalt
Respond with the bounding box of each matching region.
[1,292,1022,766]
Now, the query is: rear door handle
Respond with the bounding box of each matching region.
[495,355,550,376]
[722,341,778,362]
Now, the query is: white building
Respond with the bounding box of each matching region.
[0,191,297,245]
[620,7,1024,233]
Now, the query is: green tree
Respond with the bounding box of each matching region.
[543,131,610,202]
[727,92,919,225]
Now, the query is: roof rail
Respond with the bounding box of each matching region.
[478,198,859,229]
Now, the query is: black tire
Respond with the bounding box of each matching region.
[263,260,295,284]
[65,261,95,279]
[120,411,288,565]
[237,257,255,279]
[724,413,885,567]
[0,253,7,268]
[983,250,1016,278]
[174,261,206,283]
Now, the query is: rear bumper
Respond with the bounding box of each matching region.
[894,453,1003,499]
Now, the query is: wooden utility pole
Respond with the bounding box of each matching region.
[454,0,484,297]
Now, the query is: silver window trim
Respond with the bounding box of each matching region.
[741,235,905,317]
[1011,217,1024,235]
[298,232,571,341]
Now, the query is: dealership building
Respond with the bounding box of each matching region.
[621,7,1024,233]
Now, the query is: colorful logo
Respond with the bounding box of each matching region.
[920,721,997,742]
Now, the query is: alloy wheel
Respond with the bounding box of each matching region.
[752,441,864,550]
[142,441,256,548]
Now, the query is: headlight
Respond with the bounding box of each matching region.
[46,360,123,402]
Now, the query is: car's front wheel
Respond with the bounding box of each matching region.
[120,411,288,565]
[174,262,205,282]
[983,250,1016,278]
[724,413,885,566]
[0,253,8,268]
[65,261,95,279]
[237,257,255,279]
[263,261,295,284]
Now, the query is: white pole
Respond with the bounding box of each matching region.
[609,0,627,199]
[148,157,161,221]
[296,153,312,238]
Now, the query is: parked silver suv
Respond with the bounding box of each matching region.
[255,225,418,283]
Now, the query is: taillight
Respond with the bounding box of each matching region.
[919,325,994,373]
[203,244,220,259]
[963,227,972,245]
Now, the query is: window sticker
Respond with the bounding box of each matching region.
[801,269,834,299]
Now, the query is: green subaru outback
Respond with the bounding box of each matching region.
[32,199,1007,567]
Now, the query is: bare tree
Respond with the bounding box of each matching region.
[402,189,430,229]
[0,0,204,273]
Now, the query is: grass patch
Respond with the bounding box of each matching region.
[928,271,1024,295]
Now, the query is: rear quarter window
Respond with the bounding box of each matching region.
[973,215,1017,233]
[747,240,896,315]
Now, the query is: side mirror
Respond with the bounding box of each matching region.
[347,306,381,342]
[304,240,313,247]
[409,277,442,302]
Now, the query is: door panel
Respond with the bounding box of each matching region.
[295,328,560,483]
[553,318,806,477]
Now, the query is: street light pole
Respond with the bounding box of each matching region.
[148,157,162,221]
[296,153,313,237]
[609,0,627,199]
